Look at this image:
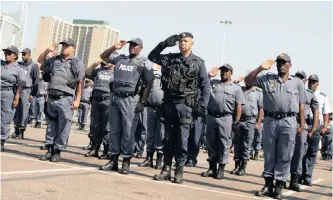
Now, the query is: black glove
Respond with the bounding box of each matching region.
[163,34,180,47]
[135,102,145,113]
[232,121,241,133]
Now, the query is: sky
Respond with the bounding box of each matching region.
[1,1,332,102]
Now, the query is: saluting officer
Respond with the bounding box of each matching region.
[201,65,244,179]
[1,46,24,151]
[245,54,307,199]
[148,32,210,184]
[37,39,85,162]
[99,38,154,174]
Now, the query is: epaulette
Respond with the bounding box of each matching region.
[307,89,314,93]
[255,87,262,92]
[320,92,327,97]
[291,75,295,77]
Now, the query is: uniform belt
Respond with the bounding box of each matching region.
[49,94,71,100]
[93,96,111,101]
[240,115,257,122]
[264,111,296,119]
[208,111,232,118]
[1,86,13,91]
[80,100,90,103]
[114,91,135,98]
[36,94,45,97]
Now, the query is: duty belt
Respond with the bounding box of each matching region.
[208,111,232,118]
[240,115,257,122]
[49,94,71,100]
[264,111,296,120]
[80,100,90,103]
[1,86,13,91]
[114,91,135,98]
[36,94,45,97]
[93,96,111,101]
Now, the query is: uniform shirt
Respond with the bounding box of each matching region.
[1,61,25,88]
[328,120,333,134]
[241,87,263,117]
[37,80,49,96]
[109,54,154,84]
[148,52,211,108]
[253,73,307,113]
[81,87,93,101]
[305,89,319,118]
[207,80,245,114]
[314,90,332,124]
[19,60,40,96]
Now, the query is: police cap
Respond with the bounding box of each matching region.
[2,45,19,56]
[60,38,76,48]
[21,48,32,54]
[276,53,291,63]
[219,63,233,71]
[127,38,143,47]
[295,70,307,79]
[308,74,319,82]
[180,32,193,39]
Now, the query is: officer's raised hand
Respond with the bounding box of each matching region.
[163,34,180,47]
[135,102,145,113]
[259,59,275,70]
[113,40,127,50]
[48,43,59,52]
[208,66,219,77]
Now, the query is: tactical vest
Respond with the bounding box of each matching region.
[94,67,114,93]
[112,55,143,94]
[20,61,35,87]
[161,54,200,98]
[47,56,80,95]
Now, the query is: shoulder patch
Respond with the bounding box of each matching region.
[256,87,262,92]
[320,92,327,97]
[307,89,314,94]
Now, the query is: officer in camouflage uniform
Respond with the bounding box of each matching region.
[99,38,154,174]
[245,54,306,199]
[148,32,210,184]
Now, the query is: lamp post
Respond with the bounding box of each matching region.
[219,20,232,65]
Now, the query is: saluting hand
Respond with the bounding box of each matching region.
[208,66,219,77]
[48,43,59,52]
[113,40,127,50]
[260,59,275,70]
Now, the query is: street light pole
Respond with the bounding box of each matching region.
[220,20,232,65]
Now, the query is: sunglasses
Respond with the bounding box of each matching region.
[4,51,14,56]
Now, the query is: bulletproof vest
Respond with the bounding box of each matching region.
[47,56,80,95]
[148,76,164,107]
[94,67,114,93]
[161,54,200,98]
[112,55,143,94]
[19,61,35,87]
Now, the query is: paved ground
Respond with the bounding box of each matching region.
[1,124,332,200]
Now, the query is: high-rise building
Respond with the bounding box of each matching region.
[0,1,28,60]
[34,16,120,67]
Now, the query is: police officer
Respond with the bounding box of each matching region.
[133,107,148,159]
[11,48,40,139]
[77,79,92,131]
[288,70,319,192]
[34,75,49,128]
[99,38,154,174]
[138,71,165,169]
[1,46,24,151]
[245,54,307,199]
[300,74,331,186]
[201,65,245,179]
[85,58,115,159]
[231,84,263,176]
[148,32,211,184]
[37,39,85,162]
[28,95,36,124]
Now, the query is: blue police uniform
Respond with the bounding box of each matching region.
[34,80,48,128]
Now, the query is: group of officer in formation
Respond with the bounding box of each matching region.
[1,32,332,200]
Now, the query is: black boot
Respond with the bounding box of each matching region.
[39,145,54,161]
[254,151,259,160]
[155,152,163,170]
[230,161,241,174]
[40,145,47,150]
[83,140,93,150]
[50,150,61,162]
[99,155,119,171]
[1,140,4,152]
[138,152,154,168]
[236,160,247,176]
[215,164,225,179]
[255,178,274,197]
[201,160,217,177]
[119,158,131,174]
[81,124,86,131]
[84,143,99,157]
[274,180,284,199]
[185,159,197,167]
[15,129,24,140]
[99,144,110,160]
[174,166,184,184]
[135,152,143,159]
[153,164,171,181]
[34,122,42,128]
[288,174,302,192]
[250,150,254,160]
[11,127,19,138]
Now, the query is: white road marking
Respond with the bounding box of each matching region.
[2,153,262,200]
[5,143,88,147]
[281,178,325,196]
[1,168,90,175]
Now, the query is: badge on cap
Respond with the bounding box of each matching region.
[181,32,186,37]
[279,53,284,57]
[311,74,316,78]
[298,70,303,73]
